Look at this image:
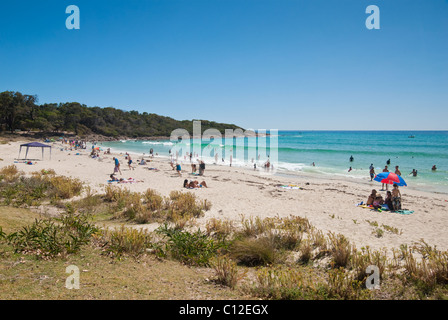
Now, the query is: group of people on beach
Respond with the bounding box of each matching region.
[366,184,402,211]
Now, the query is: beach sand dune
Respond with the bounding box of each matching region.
[1,140,447,252]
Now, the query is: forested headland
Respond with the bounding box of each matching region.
[0,91,242,139]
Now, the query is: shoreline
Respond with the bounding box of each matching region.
[99,139,448,196]
[1,138,448,253]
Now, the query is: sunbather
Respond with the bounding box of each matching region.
[366,189,377,206]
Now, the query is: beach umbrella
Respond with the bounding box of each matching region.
[374,172,407,187]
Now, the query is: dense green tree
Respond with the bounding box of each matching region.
[0,91,242,137]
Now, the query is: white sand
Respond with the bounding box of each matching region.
[1,140,448,252]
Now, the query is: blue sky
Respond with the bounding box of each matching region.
[0,0,447,130]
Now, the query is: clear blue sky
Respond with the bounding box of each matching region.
[0,0,447,130]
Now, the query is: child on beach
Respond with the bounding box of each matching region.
[373,194,384,209]
[391,183,402,211]
[385,191,393,210]
[382,166,389,190]
[176,163,182,176]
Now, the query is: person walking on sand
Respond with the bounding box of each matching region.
[382,166,389,190]
[128,154,134,170]
[395,166,401,176]
[176,163,182,176]
[113,157,122,175]
[369,166,375,181]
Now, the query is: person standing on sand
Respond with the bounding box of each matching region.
[128,154,134,170]
[395,166,401,176]
[370,167,375,181]
[113,157,122,175]
[199,160,205,176]
[391,183,402,211]
[382,165,389,190]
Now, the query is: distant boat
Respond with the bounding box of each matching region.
[408,135,415,138]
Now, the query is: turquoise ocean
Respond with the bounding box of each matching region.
[100,131,448,194]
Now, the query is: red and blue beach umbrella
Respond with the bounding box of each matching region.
[374,172,407,187]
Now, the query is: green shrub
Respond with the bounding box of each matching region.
[99,225,153,259]
[6,211,98,258]
[155,224,225,266]
[230,236,281,266]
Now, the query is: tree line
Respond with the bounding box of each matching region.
[0,91,242,138]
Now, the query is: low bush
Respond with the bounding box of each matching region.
[98,225,153,259]
[0,165,21,183]
[230,236,281,266]
[154,224,226,266]
[6,211,98,259]
[328,232,352,268]
[212,255,240,288]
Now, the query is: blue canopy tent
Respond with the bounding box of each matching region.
[18,142,52,160]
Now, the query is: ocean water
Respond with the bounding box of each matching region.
[100,131,448,194]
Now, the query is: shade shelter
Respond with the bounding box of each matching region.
[18,142,52,160]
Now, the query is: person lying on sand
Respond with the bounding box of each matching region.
[183,179,207,189]
[110,174,119,182]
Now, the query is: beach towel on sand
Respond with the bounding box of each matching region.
[107,178,143,184]
[279,184,302,190]
[395,210,414,215]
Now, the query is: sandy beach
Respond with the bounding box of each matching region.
[1,139,447,253]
